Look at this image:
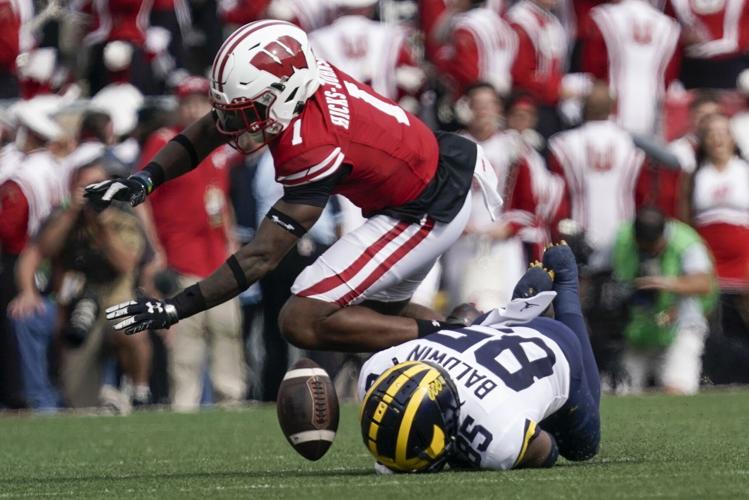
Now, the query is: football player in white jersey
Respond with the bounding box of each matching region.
[358,242,601,472]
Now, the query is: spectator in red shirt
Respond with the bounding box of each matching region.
[419,0,448,62]
[443,83,529,311]
[432,0,517,98]
[581,0,681,137]
[565,0,605,71]
[687,114,749,377]
[80,0,155,94]
[664,0,749,89]
[0,0,21,98]
[0,100,64,409]
[635,91,722,219]
[138,76,245,410]
[506,0,569,138]
[502,93,565,263]
[219,0,271,26]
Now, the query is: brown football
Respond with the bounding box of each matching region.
[276,358,339,461]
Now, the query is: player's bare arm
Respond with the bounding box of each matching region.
[195,200,323,309]
[516,430,557,469]
[634,272,711,295]
[83,112,227,211]
[105,200,323,335]
[152,111,229,181]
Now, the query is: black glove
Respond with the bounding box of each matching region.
[84,172,152,212]
[106,297,179,335]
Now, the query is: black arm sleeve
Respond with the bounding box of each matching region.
[281,165,351,207]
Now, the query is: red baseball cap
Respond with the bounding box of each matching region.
[175,76,210,99]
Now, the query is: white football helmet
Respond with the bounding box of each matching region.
[209,20,320,153]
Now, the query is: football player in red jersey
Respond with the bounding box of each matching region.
[85,20,501,352]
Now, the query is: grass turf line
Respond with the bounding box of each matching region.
[1,390,749,499]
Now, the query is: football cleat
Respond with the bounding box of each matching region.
[542,241,579,288]
[512,261,555,300]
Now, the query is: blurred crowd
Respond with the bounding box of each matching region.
[2,0,749,412]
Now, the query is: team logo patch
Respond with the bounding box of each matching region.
[251,36,308,79]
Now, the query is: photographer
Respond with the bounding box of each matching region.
[612,207,716,395]
[32,162,150,407]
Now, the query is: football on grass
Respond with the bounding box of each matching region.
[277,358,339,461]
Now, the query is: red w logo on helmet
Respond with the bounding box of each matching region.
[251,36,308,80]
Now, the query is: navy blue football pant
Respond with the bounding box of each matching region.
[531,284,601,461]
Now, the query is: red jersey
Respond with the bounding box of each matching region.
[219,0,271,25]
[433,8,517,96]
[139,127,237,278]
[503,147,565,260]
[419,0,447,61]
[0,181,29,255]
[270,61,439,217]
[0,0,20,72]
[665,0,749,59]
[506,0,568,106]
[83,0,152,47]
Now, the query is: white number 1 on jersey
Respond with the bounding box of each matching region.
[343,81,410,126]
[291,118,303,145]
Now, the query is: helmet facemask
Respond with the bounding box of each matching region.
[213,90,283,154]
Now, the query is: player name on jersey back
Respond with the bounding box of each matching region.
[406,335,500,400]
[318,59,351,130]
[363,323,571,406]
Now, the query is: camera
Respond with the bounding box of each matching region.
[62,291,100,348]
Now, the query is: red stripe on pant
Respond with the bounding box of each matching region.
[335,218,435,306]
[296,220,411,298]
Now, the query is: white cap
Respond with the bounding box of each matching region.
[91,83,144,136]
[12,97,63,141]
[103,41,133,72]
[737,69,749,96]
[334,0,378,7]
[16,47,57,82]
[66,141,106,170]
[145,26,171,54]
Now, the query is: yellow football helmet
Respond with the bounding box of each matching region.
[360,361,461,473]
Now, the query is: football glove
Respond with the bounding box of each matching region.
[105,297,179,335]
[84,172,152,212]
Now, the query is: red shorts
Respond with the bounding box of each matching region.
[292,193,472,306]
[697,222,749,290]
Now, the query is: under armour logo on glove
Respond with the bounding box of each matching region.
[106,297,179,335]
[145,301,164,314]
[84,173,151,212]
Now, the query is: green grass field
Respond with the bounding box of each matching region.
[2,390,749,499]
